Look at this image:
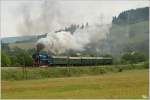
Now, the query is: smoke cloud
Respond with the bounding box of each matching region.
[17,0,111,54]
[37,24,111,54]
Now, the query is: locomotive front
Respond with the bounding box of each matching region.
[32,43,53,66]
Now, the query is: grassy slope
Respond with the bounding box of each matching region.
[2,69,149,99]
[8,42,35,50]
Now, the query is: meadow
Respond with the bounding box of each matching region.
[2,69,149,99]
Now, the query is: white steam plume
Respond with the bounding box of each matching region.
[37,24,111,54]
[16,0,111,54]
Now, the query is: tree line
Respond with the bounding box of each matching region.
[1,43,34,67]
[1,43,147,67]
[112,7,149,25]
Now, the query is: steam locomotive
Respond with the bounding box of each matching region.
[32,51,113,66]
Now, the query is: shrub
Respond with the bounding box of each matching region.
[121,51,146,64]
[1,52,11,67]
[143,61,149,68]
[117,67,123,72]
[16,50,33,66]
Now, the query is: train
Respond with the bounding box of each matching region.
[32,51,113,66]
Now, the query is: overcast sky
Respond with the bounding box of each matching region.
[1,0,149,37]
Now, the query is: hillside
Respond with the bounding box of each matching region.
[8,42,36,50]
[106,7,149,57]
[89,7,149,58]
[1,33,47,44]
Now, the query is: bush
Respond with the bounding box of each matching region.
[143,61,149,68]
[1,52,11,67]
[9,56,20,67]
[2,47,34,67]
[16,50,33,66]
[121,51,146,64]
[116,66,123,72]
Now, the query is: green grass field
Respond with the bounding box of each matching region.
[2,69,149,99]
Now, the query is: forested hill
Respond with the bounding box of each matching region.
[107,7,149,58]
[112,7,149,25]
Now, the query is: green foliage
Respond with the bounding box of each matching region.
[143,60,149,68]
[1,43,10,52]
[9,56,20,67]
[1,47,34,67]
[1,69,23,80]
[1,52,11,67]
[16,50,33,66]
[121,52,146,64]
[27,48,36,55]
